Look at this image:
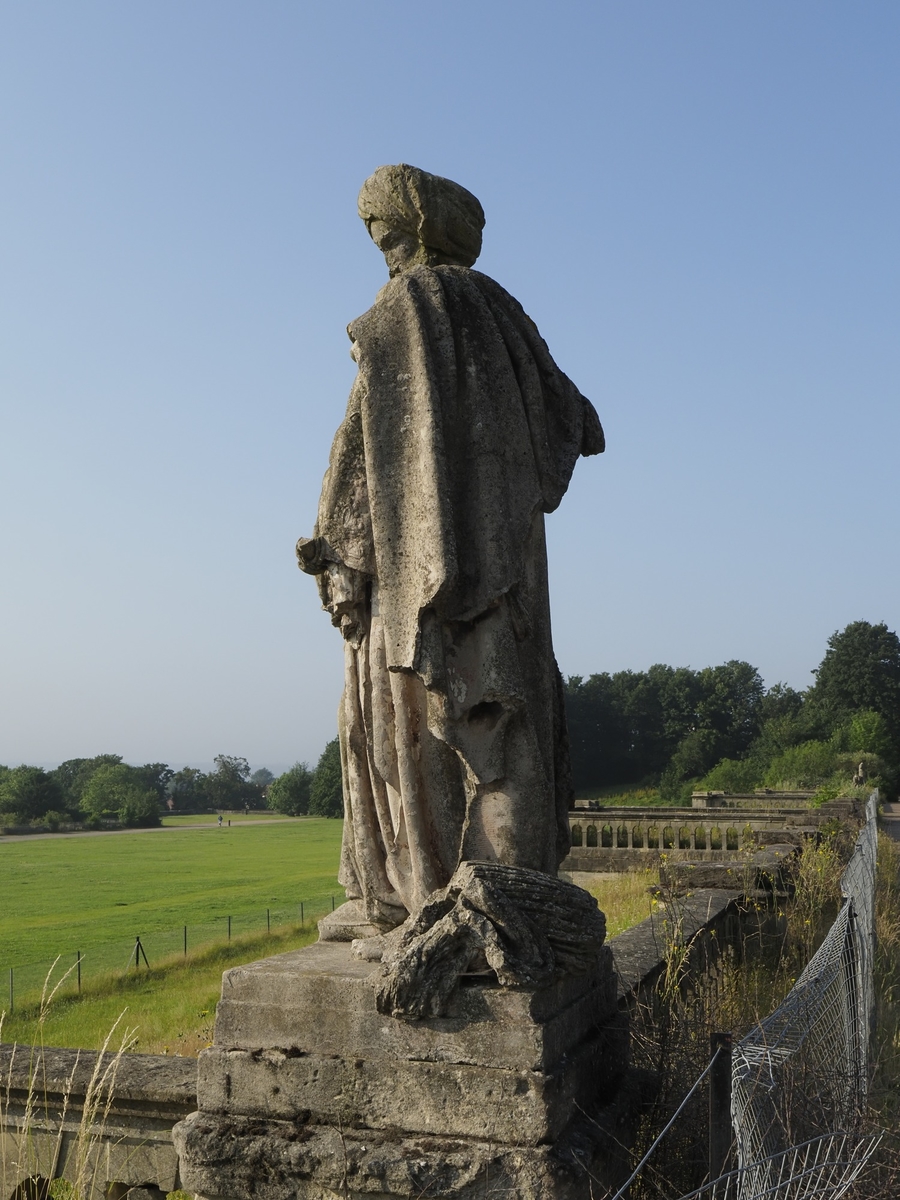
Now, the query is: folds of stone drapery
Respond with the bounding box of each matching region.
[336,512,570,927]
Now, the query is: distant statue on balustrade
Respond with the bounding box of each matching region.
[298,164,604,935]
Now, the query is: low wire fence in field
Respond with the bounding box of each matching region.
[2,892,340,1013]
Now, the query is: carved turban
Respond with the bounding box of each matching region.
[358,164,485,268]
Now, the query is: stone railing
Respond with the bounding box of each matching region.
[560,805,861,877]
[566,806,826,854]
[0,1046,195,1200]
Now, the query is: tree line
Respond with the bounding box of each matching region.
[3,619,897,828]
[565,620,900,801]
[0,741,343,830]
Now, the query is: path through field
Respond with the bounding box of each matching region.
[0,817,302,843]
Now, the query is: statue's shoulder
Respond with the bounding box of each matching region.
[354,266,444,324]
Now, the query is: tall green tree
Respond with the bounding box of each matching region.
[309,739,343,817]
[50,754,124,814]
[565,659,765,792]
[205,754,258,809]
[808,620,900,732]
[268,763,312,816]
[0,766,64,823]
[133,762,174,800]
[167,766,208,809]
[78,763,160,827]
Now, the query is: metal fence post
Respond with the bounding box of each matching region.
[77,951,82,994]
[184,925,188,957]
[228,915,232,941]
[267,908,270,933]
[8,967,12,1013]
[300,901,304,924]
[709,1031,733,1181]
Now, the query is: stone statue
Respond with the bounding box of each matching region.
[298,164,604,935]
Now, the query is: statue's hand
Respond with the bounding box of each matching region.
[296,536,330,574]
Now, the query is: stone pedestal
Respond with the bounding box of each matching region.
[175,941,634,1200]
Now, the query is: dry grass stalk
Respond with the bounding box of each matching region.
[1,960,135,1200]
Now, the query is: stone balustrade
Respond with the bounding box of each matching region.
[564,805,832,862]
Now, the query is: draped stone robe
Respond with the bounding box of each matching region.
[305,263,604,928]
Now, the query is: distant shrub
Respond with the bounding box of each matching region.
[117,791,161,827]
[0,765,64,824]
[698,756,764,794]
[763,739,839,789]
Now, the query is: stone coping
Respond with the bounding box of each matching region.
[607,887,740,1000]
[568,806,842,821]
[0,1044,197,1110]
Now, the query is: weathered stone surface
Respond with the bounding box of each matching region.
[609,889,740,999]
[175,1073,650,1200]
[179,165,616,1200]
[318,899,383,942]
[297,163,604,926]
[0,1043,196,1106]
[214,940,617,1071]
[658,848,795,895]
[198,1013,627,1145]
[0,1045,196,1199]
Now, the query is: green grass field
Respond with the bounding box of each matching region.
[0,819,344,1009]
[0,924,321,1056]
[0,815,655,1056]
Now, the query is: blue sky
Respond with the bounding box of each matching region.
[1,2,898,773]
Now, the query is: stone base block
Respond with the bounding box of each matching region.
[214,940,618,1073]
[199,1011,628,1144]
[175,1072,651,1200]
[659,847,795,894]
[318,900,388,942]
[184,934,632,1199]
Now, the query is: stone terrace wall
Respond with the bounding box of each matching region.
[0,1047,195,1200]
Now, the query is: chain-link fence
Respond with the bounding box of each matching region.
[675,794,881,1200]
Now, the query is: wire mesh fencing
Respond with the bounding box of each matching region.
[677,1132,884,1200]
[730,796,878,1166]
[696,793,882,1200]
[624,793,882,1200]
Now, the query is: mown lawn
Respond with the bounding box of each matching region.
[0,819,344,1005]
[0,816,655,1055]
